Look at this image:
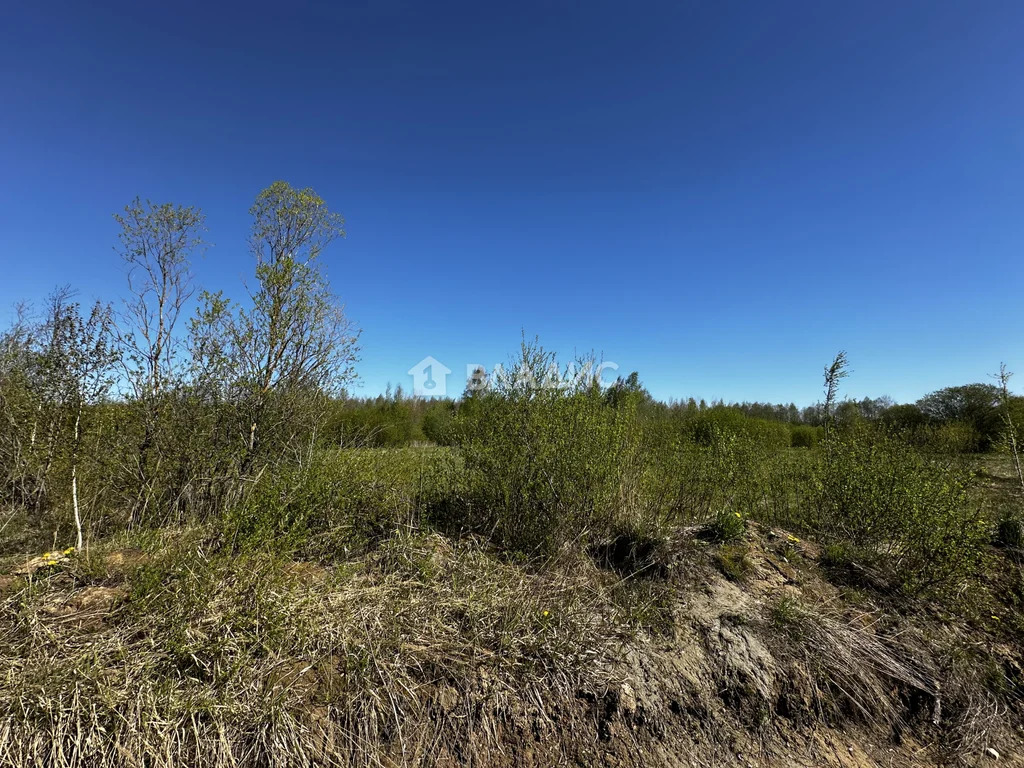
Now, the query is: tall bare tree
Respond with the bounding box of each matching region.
[115,199,205,398]
[994,363,1024,493]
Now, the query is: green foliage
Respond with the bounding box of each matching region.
[790,424,822,448]
[917,383,1002,451]
[921,421,983,454]
[191,181,359,465]
[703,510,748,543]
[880,403,927,432]
[809,427,989,595]
[686,407,791,450]
[442,341,648,556]
[323,393,420,447]
[223,448,447,556]
[421,400,458,444]
[649,423,805,528]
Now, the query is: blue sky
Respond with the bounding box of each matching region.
[1,0,1021,405]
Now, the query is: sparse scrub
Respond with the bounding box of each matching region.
[3,192,1024,768]
[222,447,451,556]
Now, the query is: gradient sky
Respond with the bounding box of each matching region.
[1,0,1022,405]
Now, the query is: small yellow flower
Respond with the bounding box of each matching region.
[63,547,76,555]
[541,610,550,617]
[992,615,1001,621]
[734,512,741,519]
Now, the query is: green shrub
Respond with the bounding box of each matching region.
[649,424,803,527]
[422,401,457,444]
[223,448,449,555]
[702,510,747,543]
[686,408,791,450]
[444,342,649,556]
[810,427,988,595]
[790,424,822,449]
[919,422,983,454]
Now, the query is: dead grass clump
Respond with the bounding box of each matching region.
[765,597,935,727]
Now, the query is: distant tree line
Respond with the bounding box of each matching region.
[324,377,1023,455]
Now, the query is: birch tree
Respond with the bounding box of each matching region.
[193,181,360,468]
[995,363,1024,493]
[114,199,205,517]
[41,294,118,547]
[115,198,205,398]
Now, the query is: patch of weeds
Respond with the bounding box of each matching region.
[715,544,752,582]
[611,579,675,635]
[700,511,747,543]
[769,595,808,638]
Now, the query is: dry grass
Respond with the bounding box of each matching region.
[3,519,1023,767]
[767,596,935,726]
[0,530,629,767]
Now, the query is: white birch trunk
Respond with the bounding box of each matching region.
[72,410,83,549]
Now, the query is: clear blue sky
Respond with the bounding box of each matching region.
[1,0,1021,405]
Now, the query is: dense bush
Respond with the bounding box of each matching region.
[790,424,822,448]
[421,400,458,445]
[323,395,422,447]
[807,427,989,594]
[645,424,803,527]
[686,407,791,450]
[222,448,448,555]
[439,343,649,556]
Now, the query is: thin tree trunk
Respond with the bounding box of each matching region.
[72,409,83,549]
[29,401,41,447]
[1009,432,1024,493]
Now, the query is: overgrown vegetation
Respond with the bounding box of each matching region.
[2,184,1023,766]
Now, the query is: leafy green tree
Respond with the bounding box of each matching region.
[916,383,1002,450]
[193,182,360,466]
[880,403,927,432]
[604,371,649,408]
